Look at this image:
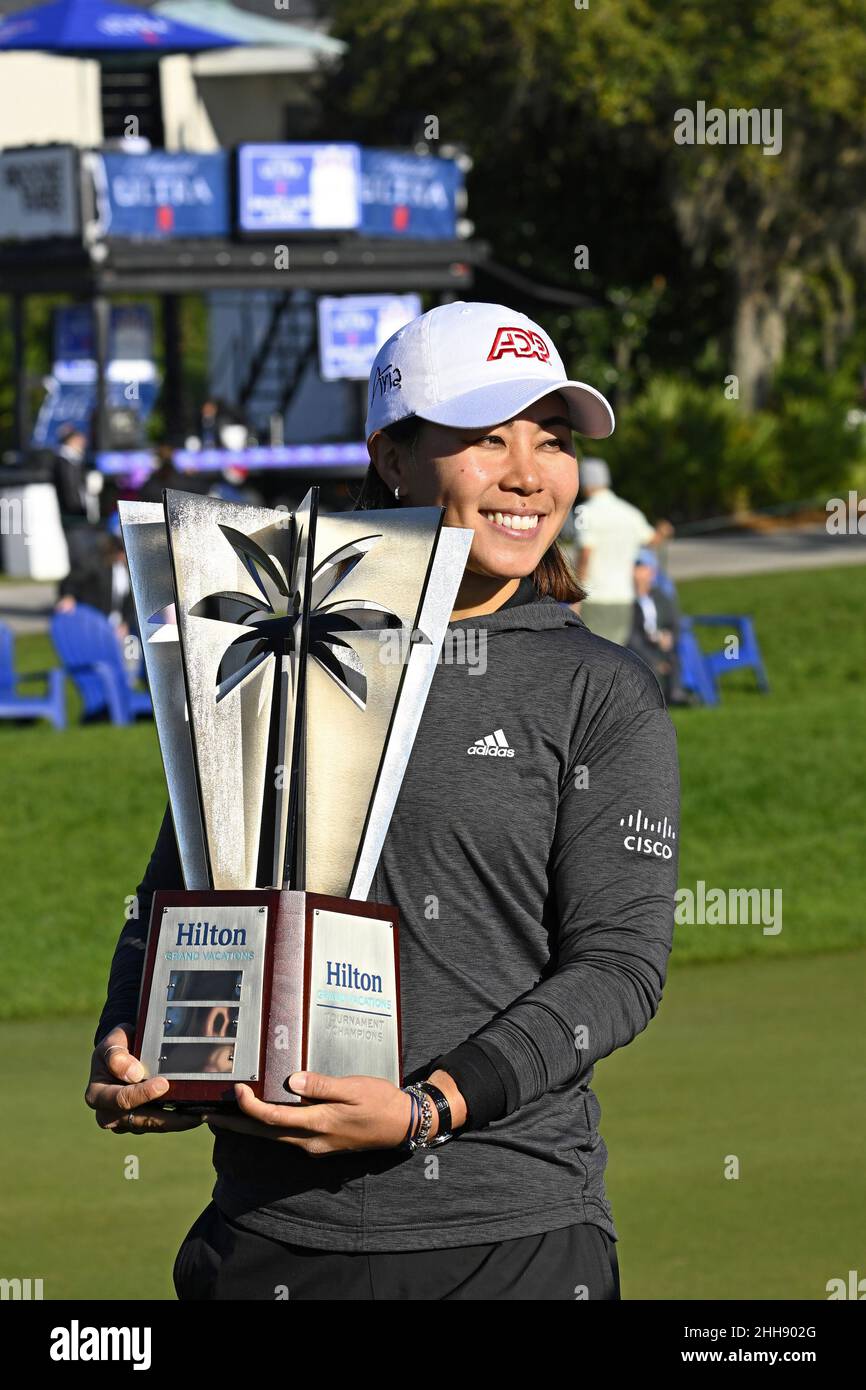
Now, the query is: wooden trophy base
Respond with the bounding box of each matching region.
[133,889,402,1109]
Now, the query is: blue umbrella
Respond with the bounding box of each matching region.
[0,0,239,54]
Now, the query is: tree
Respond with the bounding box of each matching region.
[325,0,866,411]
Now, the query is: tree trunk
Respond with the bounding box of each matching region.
[732,285,786,412]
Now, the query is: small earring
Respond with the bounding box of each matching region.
[394,486,400,500]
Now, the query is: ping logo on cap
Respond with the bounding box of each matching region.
[371,363,402,399]
[486,327,551,364]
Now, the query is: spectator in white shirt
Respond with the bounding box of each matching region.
[573,459,673,644]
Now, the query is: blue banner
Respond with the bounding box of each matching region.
[237,143,361,233]
[53,305,95,362]
[317,294,421,381]
[53,305,154,363]
[32,380,159,449]
[34,304,159,447]
[360,150,461,239]
[95,152,230,238]
[95,444,370,478]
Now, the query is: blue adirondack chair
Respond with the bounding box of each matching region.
[652,553,769,706]
[0,622,66,729]
[687,614,770,697]
[50,604,152,725]
[677,617,720,705]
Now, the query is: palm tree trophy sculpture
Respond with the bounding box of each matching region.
[118,487,472,1107]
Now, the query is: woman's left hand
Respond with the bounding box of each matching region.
[203,1072,413,1154]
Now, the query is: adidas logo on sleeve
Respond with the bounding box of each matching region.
[467,728,515,757]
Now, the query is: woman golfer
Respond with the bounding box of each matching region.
[87,301,679,1301]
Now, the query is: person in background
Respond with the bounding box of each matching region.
[198,398,249,452]
[141,445,213,501]
[55,529,136,637]
[626,548,686,704]
[138,444,190,503]
[53,424,89,520]
[200,399,220,449]
[55,526,143,687]
[52,424,100,567]
[573,458,673,644]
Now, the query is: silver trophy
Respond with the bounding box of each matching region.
[120,488,471,1107]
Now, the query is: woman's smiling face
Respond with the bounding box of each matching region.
[371,391,579,581]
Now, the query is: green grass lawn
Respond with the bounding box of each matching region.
[672,565,865,962]
[2,564,863,1019]
[2,947,862,1299]
[598,945,866,1299]
[0,563,863,1298]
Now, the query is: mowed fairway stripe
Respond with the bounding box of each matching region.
[594,948,866,1299]
[0,949,862,1299]
[0,1016,213,1300]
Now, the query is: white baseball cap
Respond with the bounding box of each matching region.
[364,300,615,442]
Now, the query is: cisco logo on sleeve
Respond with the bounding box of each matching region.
[620,808,676,859]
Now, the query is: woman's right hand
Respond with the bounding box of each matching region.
[85,1025,203,1133]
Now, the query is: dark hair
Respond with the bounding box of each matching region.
[353,416,586,603]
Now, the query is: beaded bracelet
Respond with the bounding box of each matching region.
[416,1088,434,1144]
[401,1083,435,1150]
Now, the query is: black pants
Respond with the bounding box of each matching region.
[173,1201,621,1301]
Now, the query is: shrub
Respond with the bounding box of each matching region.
[599,370,865,521]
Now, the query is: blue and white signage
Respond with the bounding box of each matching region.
[92,152,230,238]
[53,304,154,364]
[237,144,361,232]
[360,150,461,239]
[32,304,159,448]
[317,295,421,381]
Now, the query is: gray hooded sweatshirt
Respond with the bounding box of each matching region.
[95,594,680,1253]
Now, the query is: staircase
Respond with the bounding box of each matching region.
[237,292,319,439]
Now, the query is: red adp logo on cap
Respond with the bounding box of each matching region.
[486,327,551,364]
